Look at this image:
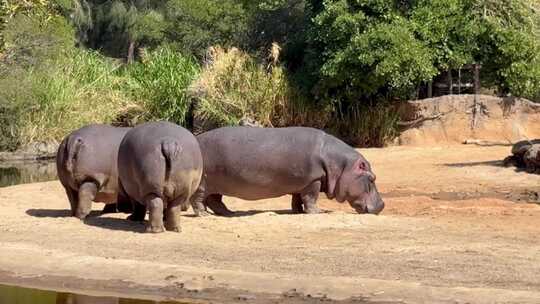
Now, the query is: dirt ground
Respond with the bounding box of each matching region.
[0,145,540,303]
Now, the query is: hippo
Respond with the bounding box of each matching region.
[192,126,385,216]
[56,124,132,219]
[524,144,540,173]
[118,121,203,233]
[503,139,540,169]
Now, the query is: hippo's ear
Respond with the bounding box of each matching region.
[353,158,368,174]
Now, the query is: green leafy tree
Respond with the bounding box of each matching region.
[303,0,437,103]
[164,0,247,58]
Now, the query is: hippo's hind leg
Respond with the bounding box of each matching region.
[299,180,322,214]
[206,194,233,216]
[75,182,97,220]
[65,187,79,217]
[144,195,165,233]
[165,194,188,233]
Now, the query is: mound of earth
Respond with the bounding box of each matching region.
[397,95,540,146]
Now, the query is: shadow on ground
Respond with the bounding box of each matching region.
[443,160,504,167]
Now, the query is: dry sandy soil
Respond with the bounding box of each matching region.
[0,145,540,303]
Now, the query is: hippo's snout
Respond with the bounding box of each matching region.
[350,186,385,215]
[366,199,384,215]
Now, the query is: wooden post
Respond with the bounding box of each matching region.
[447,70,453,95]
[427,81,433,98]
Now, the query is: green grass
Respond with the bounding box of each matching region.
[125,47,201,126]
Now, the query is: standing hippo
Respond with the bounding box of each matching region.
[192,126,384,216]
[118,121,203,233]
[56,124,132,219]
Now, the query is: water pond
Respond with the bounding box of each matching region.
[0,161,57,188]
[0,284,186,304]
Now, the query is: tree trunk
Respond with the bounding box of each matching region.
[447,70,453,95]
[127,40,136,64]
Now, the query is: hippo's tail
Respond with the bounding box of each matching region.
[161,139,182,181]
[65,136,84,174]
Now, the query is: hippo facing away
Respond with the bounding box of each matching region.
[193,126,384,215]
[118,121,203,233]
[56,124,132,219]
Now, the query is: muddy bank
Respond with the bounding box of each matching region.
[1,146,540,303]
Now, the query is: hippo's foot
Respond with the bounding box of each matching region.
[145,224,165,233]
[304,206,322,214]
[165,223,181,233]
[194,209,211,217]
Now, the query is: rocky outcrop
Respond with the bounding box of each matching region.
[396,95,540,146]
[0,141,58,161]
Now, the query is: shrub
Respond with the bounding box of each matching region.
[189,46,291,128]
[125,47,200,126]
[331,103,400,148]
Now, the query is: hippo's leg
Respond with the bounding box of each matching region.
[300,180,322,214]
[75,182,97,219]
[101,203,118,214]
[116,194,134,213]
[206,194,233,216]
[65,187,79,217]
[190,189,210,217]
[165,195,187,233]
[291,194,304,214]
[145,195,165,233]
[180,204,189,212]
[127,201,146,222]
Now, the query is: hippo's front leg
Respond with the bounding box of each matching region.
[299,180,322,214]
[75,182,98,219]
[205,194,234,216]
[145,195,165,233]
[291,194,303,213]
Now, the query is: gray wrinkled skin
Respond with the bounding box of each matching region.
[117,121,203,233]
[193,126,384,216]
[56,124,132,220]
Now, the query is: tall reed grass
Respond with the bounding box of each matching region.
[0,48,138,150]
[126,47,200,126]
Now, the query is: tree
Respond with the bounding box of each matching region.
[164,0,247,58]
[302,0,437,103]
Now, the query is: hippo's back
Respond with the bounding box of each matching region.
[197,127,332,199]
